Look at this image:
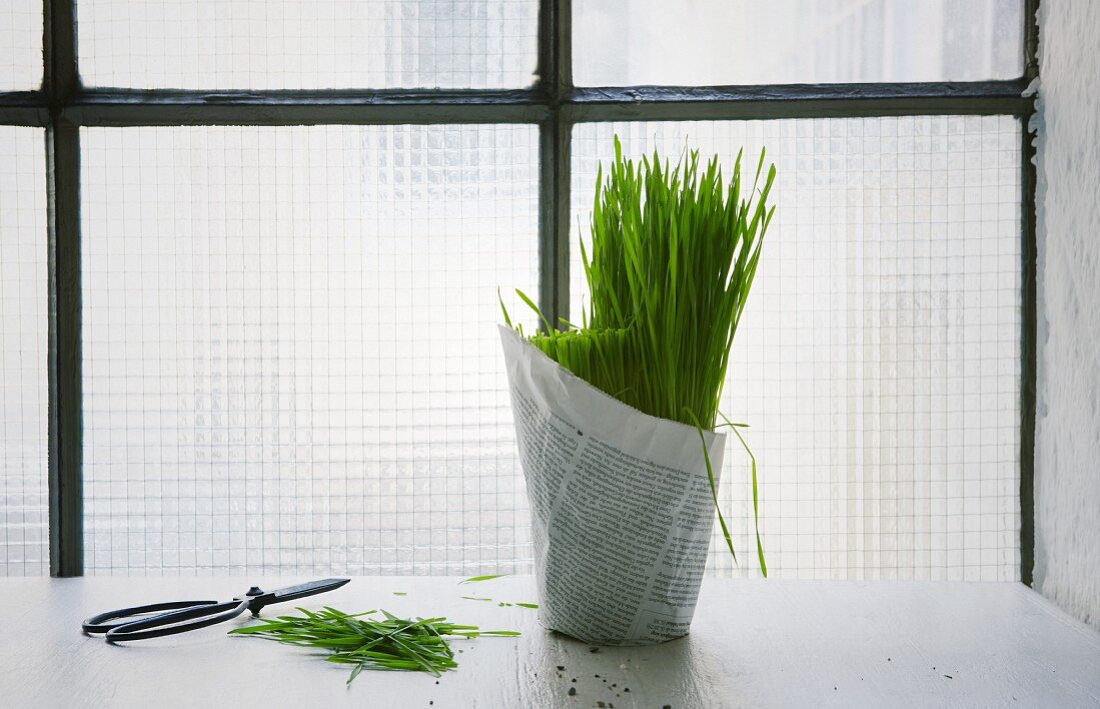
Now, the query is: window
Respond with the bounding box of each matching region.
[0,0,41,89]
[78,0,538,89]
[0,126,48,575]
[81,125,538,573]
[0,0,1037,581]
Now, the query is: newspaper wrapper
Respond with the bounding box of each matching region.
[500,326,725,646]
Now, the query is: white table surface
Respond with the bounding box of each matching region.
[1,576,1098,708]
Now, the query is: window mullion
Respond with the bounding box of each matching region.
[538,0,572,329]
[1018,0,1041,588]
[44,0,84,577]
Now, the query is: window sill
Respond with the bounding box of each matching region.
[1,575,1097,706]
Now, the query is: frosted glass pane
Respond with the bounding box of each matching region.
[82,125,539,575]
[0,0,41,89]
[0,127,48,576]
[576,0,1024,86]
[572,117,1022,581]
[79,0,538,89]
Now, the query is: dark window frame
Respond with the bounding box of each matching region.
[0,0,1039,579]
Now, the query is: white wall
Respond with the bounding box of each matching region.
[1034,0,1100,630]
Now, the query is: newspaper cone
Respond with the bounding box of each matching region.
[501,326,725,645]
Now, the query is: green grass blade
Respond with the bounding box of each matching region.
[722,412,767,578]
[514,290,551,333]
[685,408,736,563]
[458,574,508,584]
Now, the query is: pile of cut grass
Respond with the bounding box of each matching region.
[230,607,519,684]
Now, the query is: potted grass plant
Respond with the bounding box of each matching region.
[500,136,775,645]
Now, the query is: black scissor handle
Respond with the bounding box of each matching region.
[83,600,220,634]
[106,598,250,642]
[96,599,250,642]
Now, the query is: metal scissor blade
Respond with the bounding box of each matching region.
[269,577,351,603]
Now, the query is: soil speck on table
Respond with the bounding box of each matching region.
[567,687,576,697]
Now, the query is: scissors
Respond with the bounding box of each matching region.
[82,578,350,642]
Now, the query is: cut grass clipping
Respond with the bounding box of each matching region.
[230,607,520,684]
[502,136,775,575]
